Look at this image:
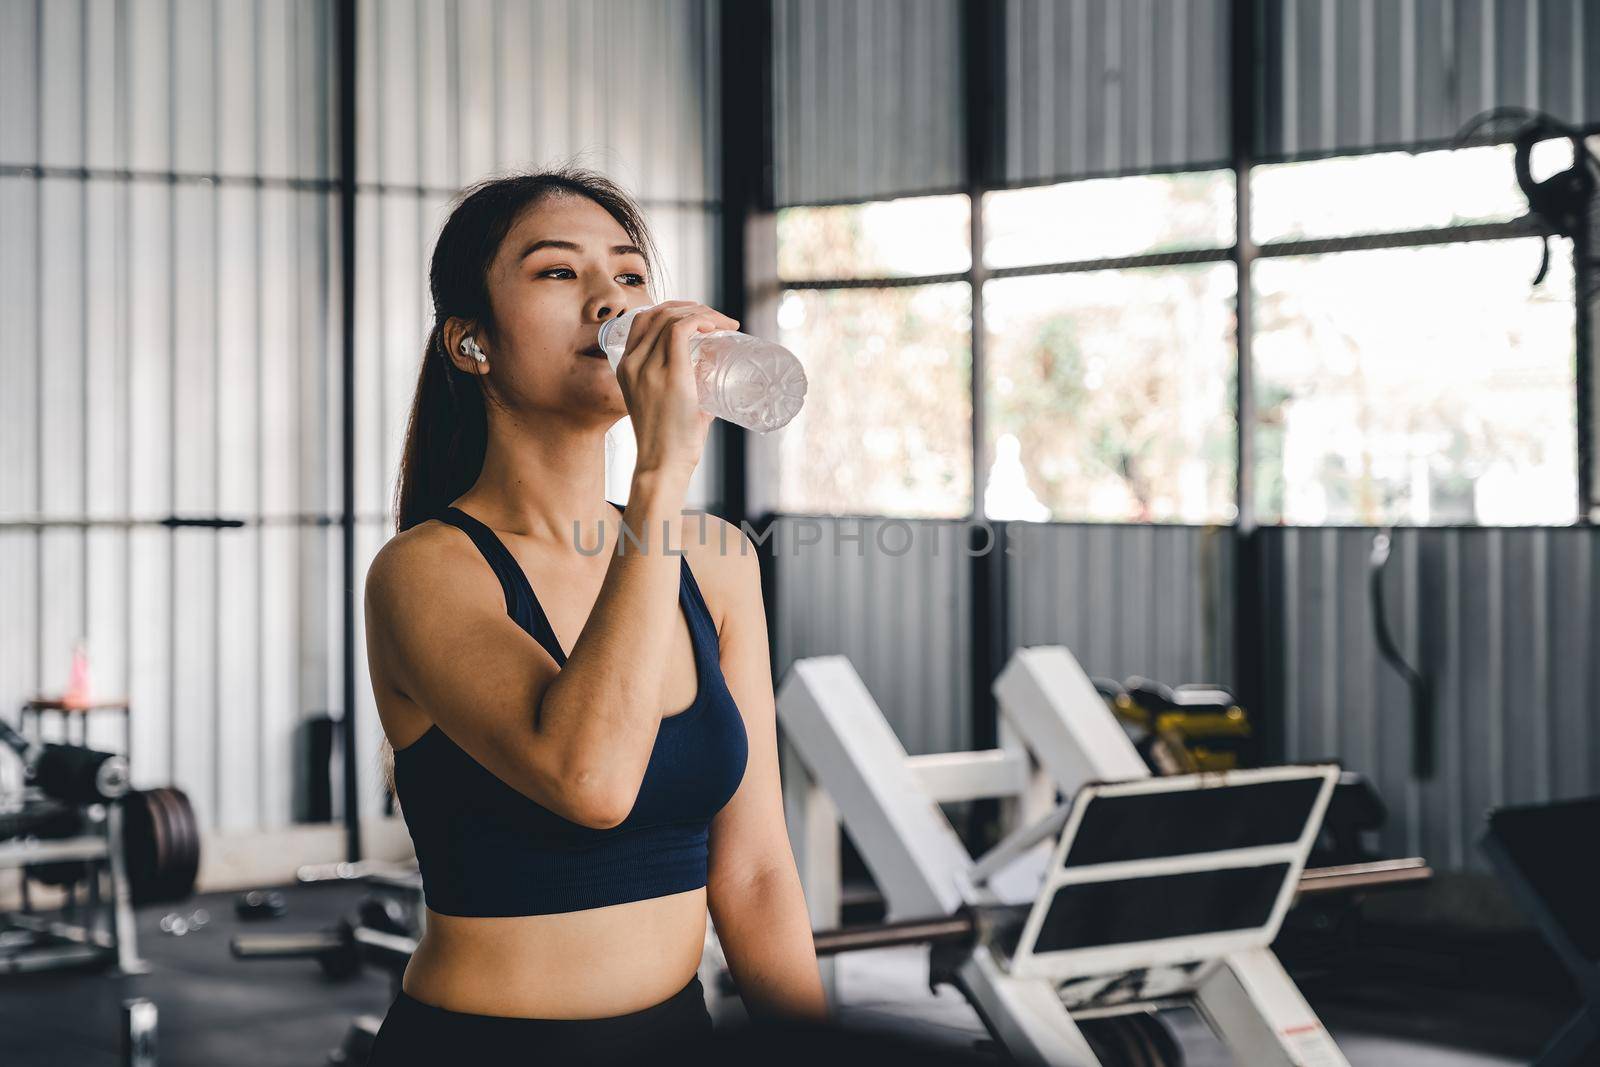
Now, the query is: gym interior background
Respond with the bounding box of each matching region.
[2,1,1597,1065]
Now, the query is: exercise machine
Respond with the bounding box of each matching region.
[772,645,1400,1066]
[0,715,146,975]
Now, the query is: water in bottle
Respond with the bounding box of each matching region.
[597,305,808,434]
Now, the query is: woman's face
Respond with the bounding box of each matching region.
[476,193,651,423]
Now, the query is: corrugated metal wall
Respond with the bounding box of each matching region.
[771,0,967,207]
[769,519,1233,758]
[771,516,973,756]
[1003,0,1233,185]
[2,0,724,833]
[355,0,721,204]
[351,0,722,538]
[348,0,725,818]
[1258,0,1600,159]
[0,0,342,833]
[1008,523,1235,685]
[778,0,1599,198]
[1258,526,1600,873]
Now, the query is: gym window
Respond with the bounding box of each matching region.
[1252,238,1576,526]
[983,170,1236,267]
[981,170,1239,524]
[776,194,971,281]
[1251,145,1581,526]
[983,265,1239,524]
[772,140,1589,529]
[774,195,974,518]
[1250,144,1526,244]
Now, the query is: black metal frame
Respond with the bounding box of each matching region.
[1231,0,1266,762]
[1577,177,1596,523]
[713,0,775,526]
[961,0,1010,850]
[336,0,361,862]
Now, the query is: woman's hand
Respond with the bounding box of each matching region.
[614,301,740,478]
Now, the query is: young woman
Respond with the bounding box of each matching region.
[361,167,826,1064]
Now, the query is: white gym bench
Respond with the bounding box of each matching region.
[764,645,1350,1067]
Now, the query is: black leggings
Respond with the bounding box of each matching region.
[366,973,713,1066]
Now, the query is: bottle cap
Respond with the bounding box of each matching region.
[597,304,658,371]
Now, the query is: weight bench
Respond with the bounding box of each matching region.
[1481,795,1600,1067]
[774,646,1353,1066]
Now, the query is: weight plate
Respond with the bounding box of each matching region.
[147,787,199,903]
[125,789,167,904]
[123,787,198,905]
[161,787,201,899]
[147,788,179,901]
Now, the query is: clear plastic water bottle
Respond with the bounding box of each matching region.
[597,304,808,434]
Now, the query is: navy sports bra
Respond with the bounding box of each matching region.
[391,503,749,917]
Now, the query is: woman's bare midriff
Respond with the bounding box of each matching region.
[399,888,709,1019]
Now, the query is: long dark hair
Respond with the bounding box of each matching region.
[379,165,662,801]
[392,164,664,534]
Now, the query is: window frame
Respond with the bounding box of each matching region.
[774,144,1594,529]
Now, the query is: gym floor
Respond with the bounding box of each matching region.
[0,883,1568,1066]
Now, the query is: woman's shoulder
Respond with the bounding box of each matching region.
[678,511,762,637]
[365,518,487,612]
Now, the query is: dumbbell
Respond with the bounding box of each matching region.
[235,889,288,920]
[357,894,411,937]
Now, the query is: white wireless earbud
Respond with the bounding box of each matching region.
[460,336,487,365]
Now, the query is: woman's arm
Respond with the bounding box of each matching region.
[537,468,701,825]
[703,522,828,1022]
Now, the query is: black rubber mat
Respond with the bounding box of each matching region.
[1,882,394,1067]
